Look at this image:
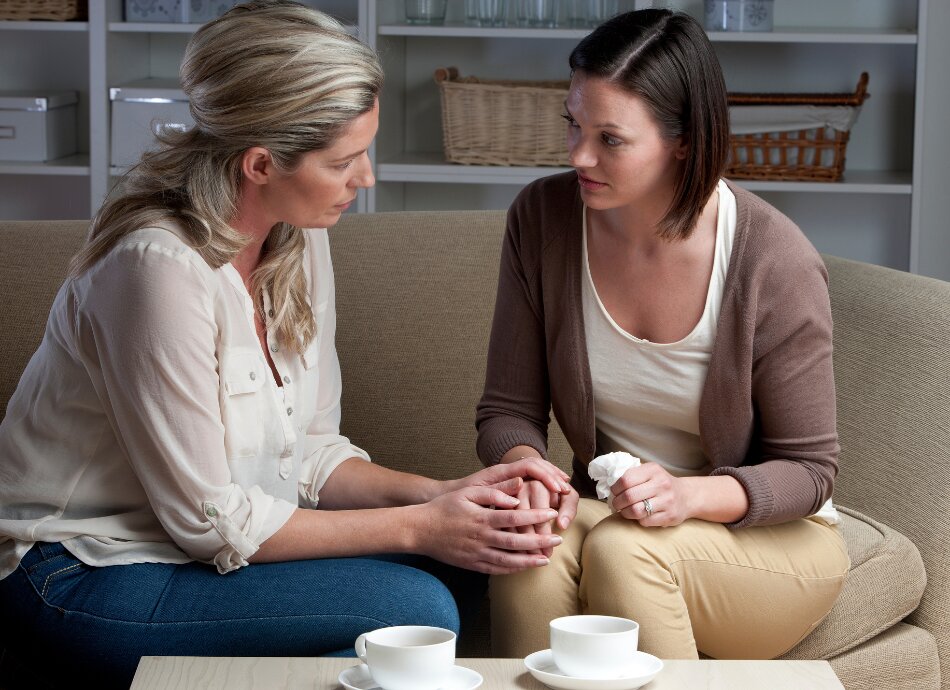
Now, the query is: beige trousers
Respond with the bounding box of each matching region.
[491,498,850,660]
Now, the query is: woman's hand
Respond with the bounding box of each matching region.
[444,457,572,499]
[412,477,564,574]
[443,458,577,558]
[513,478,579,557]
[610,462,693,527]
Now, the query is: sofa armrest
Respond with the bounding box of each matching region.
[824,253,950,684]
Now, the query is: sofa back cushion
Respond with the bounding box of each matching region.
[330,210,573,479]
[0,220,87,420]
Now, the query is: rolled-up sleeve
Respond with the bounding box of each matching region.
[77,238,296,573]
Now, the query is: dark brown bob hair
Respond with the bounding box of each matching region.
[569,9,730,240]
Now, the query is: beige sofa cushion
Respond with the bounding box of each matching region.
[827,623,940,690]
[782,507,926,661]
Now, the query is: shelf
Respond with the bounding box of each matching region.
[110,21,203,33]
[378,23,587,39]
[377,153,912,194]
[0,155,90,176]
[110,21,359,35]
[378,23,916,44]
[707,28,917,44]
[0,21,88,31]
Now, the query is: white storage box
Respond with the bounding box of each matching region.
[124,0,238,22]
[110,79,194,168]
[0,91,78,163]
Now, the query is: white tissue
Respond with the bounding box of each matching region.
[588,451,641,501]
[811,498,841,526]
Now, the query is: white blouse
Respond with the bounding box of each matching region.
[0,224,370,578]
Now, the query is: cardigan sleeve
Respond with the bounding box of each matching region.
[711,231,839,528]
[475,189,554,465]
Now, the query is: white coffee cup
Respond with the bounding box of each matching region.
[354,625,456,690]
[550,615,640,679]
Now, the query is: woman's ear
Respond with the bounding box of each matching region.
[674,137,688,160]
[241,147,274,186]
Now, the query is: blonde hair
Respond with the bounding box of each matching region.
[70,0,383,352]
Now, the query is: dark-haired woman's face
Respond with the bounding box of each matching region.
[564,71,685,213]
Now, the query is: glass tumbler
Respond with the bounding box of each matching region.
[405,0,448,25]
[475,0,509,26]
[584,0,619,26]
[516,0,559,28]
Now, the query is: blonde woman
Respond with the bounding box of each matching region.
[0,2,567,686]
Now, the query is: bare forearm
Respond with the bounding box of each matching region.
[250,504,422,563]
[315,458,443,510]
[683,475,749,523]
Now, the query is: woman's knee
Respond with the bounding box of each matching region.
[381,566,460,633]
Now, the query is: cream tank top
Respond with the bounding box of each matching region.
[582,180,736,477]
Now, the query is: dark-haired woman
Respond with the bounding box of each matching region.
[477,9,849,660]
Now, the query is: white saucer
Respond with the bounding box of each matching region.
[524,649,663,690]
[338,663,483,690]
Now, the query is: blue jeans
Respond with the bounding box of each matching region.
[0,542,484,689]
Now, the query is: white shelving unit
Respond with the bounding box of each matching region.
[0,0,362,220]
[1,0,948,279]
[365,0,949,278]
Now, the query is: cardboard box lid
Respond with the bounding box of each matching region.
[110,78,187,103]
[0,91,79,111]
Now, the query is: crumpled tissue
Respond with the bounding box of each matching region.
[588,451,641,507]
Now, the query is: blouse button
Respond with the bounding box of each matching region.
[249,371,256,381]
[270,344,278,353]
[206,506,218,518]
[283,375,291,384]
[268,309,275,318]
[286,407,293,416]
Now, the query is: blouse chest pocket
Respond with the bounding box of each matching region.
[220,349,268,459]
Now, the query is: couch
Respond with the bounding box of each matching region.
[1,214,947,690]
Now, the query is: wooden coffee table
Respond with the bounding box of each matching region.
[131,656,844,689]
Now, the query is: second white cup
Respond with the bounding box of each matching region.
[354,625,456,690]
[550,615,640,679]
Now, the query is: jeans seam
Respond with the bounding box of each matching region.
[62,608,396,628]
[40,563,83,598]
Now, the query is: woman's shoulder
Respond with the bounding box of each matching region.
[90,222,217,291]
[512,170,580,214]
[508,171,582,246]
[727,181,825,278]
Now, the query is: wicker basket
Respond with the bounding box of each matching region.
[0,0,86,21]
[726,73,870,182]
[435,67,870,181]
[435,67,570,166]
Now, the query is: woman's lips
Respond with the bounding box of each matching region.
[577,173,607,190]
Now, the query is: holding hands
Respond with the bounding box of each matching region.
[416,458,574,574]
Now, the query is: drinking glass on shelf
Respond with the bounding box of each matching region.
[475,0,509,26]
[405,0,448,25]
[515,0,559,28]
[465,0,480,25]
[584,0,620,26]
[564,0,588,28]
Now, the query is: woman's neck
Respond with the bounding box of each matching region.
[229,187,276,283]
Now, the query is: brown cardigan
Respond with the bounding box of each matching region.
[475,172,838,528]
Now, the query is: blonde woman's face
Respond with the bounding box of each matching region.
[564,72,684,212]
[268,100,379,229]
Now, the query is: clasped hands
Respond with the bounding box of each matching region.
[493,460,693,565]
[419,458,692,574]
